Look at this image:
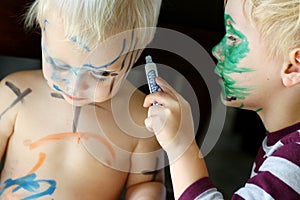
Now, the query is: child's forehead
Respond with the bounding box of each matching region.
[42,19,135,69]
[224,0,252,31]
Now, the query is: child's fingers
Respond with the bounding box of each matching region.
[144,105,168,135]
[143,91,178,108]
[144,117,154,132]
[155,77,177,98]
[143,77,181,107]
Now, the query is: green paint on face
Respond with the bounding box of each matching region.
[255,108,263,113]
[238,103,245,109]
[212,14,253,101]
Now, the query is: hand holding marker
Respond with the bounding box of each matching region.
[144,56,196,152]
[145,55,161,106]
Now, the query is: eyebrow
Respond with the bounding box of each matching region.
[42,37,127,73]
[82,38,127,70]
[69,36,91,52]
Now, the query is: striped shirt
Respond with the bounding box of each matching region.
[179,122,300,200]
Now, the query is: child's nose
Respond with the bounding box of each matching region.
[68,74,90,93]
[212,44,222,61]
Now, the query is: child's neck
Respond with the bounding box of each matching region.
[258,102,300,133]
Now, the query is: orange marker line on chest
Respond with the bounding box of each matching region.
[29,132,116,160]
[27,152,46,175]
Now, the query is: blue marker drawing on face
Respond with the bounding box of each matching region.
[51,74,70,85]
[43,19,49,32]
[42,35,129,96]
[53,84,62,92]
[69,36,91,52]
[42,38,126,73]
[0,173,56,200]
[83,38,127,70]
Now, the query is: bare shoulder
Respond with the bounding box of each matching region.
[0,70,43,100]
[0,70,43,138]
[0,69,46,114]
[1,69,44,86]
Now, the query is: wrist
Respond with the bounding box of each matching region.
[162,131,196,163]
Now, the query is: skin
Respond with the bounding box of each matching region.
[0,9,165,200]
[41,17,138,107]
[144,0,300,199]
[0,68,165,200]
[213,14,253,102]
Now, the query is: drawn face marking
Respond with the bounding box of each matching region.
[212,14,253,102]
[41,20,139,106]
[42,39,123,104]
[43,19,49,32]
[69,36,91,52]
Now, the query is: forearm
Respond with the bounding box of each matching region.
[125,182,166,200]
[167,141,208,200]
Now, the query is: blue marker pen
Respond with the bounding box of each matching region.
[145,55,160,105]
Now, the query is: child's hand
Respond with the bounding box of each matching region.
[143,77,195,155]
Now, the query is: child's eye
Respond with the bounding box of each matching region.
[89,71,111,81]
[226,35,240,45]
[90,70,118,78]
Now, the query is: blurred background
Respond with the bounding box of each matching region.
[0,0,266,199]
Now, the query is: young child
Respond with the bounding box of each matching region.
[144,0,300,199]
[0,0,166,199]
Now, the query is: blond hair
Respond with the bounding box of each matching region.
[25,0,162,49]
[226,0,300,59]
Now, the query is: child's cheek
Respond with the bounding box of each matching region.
[42,65,52,82]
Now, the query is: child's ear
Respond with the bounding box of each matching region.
[281,49,300,87]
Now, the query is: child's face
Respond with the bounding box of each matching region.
[41,15,140,106]
[212,0,283,111]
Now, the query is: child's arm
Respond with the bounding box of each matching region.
[0,72,32,172]
[143,77,209,199]
[125,136,166,200]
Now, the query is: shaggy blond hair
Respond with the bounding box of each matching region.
[224,0,300,59]
[25,0,162,49]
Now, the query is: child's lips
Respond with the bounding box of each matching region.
[64,93,88,101]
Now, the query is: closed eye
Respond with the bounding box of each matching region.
[89,70,119,79]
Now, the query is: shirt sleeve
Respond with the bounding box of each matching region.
[178,177,223,200]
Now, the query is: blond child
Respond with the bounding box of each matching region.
[0,0,166,199]
[144,0,300,199]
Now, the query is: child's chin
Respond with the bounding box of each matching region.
[64,98,92,107]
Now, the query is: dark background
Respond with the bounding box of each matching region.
[0,0,225,58]
[0,0,265,199]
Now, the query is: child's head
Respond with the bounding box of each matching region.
[25,0,162,106]
[242,0,300,59]
[213,0,300,111]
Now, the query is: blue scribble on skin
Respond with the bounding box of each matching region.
[0,173,56,200]
[69,36,91,52]
[43,19,49,32]
[83,38,127,70]
[53,84,62,92]
[51,74,71,85]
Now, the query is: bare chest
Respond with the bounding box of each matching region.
[0,98,134,199]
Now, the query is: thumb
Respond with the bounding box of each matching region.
[145,106,168,134]
[144,117,154,132]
